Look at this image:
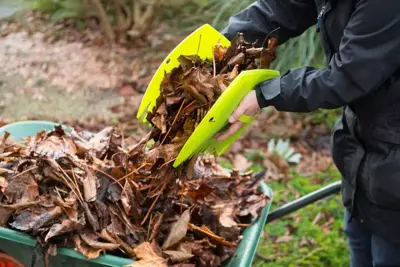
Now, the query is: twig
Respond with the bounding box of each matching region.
[9,166,38,179]
[91,166,124,190]
[212,47,216,77]
[57,164,84,203]
[149,213,164,242]
[188,223,236,247]
[237,223,251,227]
[261,26,281,48]
[160,99,186,145]
[146,213,154,241]
[159,157,177,169]
[70,168,80,195]
[141,178,168,225]
[196,34,202,58]
[108,163,146,189]
[181,100,197,113]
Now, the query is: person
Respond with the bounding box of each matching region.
[215,1,400,266]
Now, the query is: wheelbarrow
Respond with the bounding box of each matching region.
[0,121,341,267]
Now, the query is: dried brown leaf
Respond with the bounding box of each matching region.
[73,235,104,259]
[144,144,180,169]
[166,96,184,106]
[45,219,84,241]
[188,224,236,248]
[213,42,226,61]
[33,134,78,160]
[239,194,268,222]
[162,209,191,249]
[4,172,38,203]
[121,180,133,215]
[163,250,194,263]
[75,127,113,157]
[217,203,237,228]
[93,200,110,229]
[227,53,245,67]
[124,242,167,267]
[10,206,63,232]
[80,233,120,250]
[184,68,215,102]
[178,55,195,73]
[82,170,98,202]
[83,202,99,231]
[0,206,13,226]
[107,212,126,236]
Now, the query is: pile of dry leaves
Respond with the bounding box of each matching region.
[0,34,278,266]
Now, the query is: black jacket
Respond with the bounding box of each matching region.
[222,0,400,242]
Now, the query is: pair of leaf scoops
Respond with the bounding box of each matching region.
[137,24,280,167]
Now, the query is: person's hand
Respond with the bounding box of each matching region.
[215,90,261,141]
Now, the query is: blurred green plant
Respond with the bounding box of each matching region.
[24,0,86,24]
[24,0,326,73]
[268,139,302,164]
[24,0,168,41]
[171,0,326,73]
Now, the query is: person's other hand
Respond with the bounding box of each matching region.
[215,90,261,141]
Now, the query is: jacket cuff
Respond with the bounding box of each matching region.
[255,78,284,109]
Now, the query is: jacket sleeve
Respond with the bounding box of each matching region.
[256,0,400,112]
[220,0,317,46]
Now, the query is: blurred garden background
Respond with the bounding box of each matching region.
[0,0,347,266]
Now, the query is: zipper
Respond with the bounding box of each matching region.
[316,5,326,33]
[316,1,334,59]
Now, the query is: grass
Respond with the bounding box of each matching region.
[254,167,348,267]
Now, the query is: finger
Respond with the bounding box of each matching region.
[215,121,244,141]
[229,101,247,124]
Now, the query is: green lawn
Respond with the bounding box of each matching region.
[255,167,349,266]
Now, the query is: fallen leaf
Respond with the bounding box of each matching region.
[121,181,133,215]
[76,127,113,157]
[73,235,104,259]
[82,169,98,202]
[0,176,8,192]
[188,224,235,248]
[177,242,203,255]
[166,96,184,106]
[163,250,194,263]
[0,206,12,226]
[45,219,84,241]
[123,242,167,267]
[183,68,215,102]
[4,172,38,203]
[217,204,237,228]
[93,200,110,229]
[80,233,120,250]
[144,144,181,169]
[107,212,126,236]
[162,209,191,249]
[239,194,268,222]
[10,206,63,232]
[33,133,78,160]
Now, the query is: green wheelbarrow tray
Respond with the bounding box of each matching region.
[0,120,274,267]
